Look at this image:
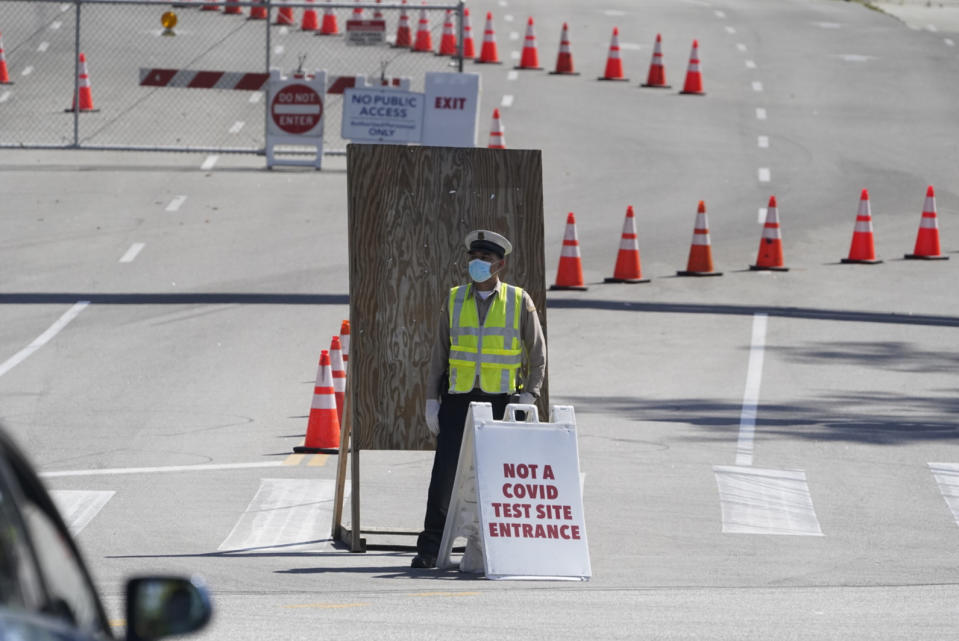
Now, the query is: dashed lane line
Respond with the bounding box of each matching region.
[119,243,145,263]
[201,155,219,170]
[165,195,187,212]
[735,313,767,467]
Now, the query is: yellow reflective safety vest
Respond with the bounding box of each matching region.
[447,283,524,394]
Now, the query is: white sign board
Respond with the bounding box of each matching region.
[346,19,387,46]
[265,69,326,169]
[341,88,424,143]
[438,403,591,581]
[422,72,481,147]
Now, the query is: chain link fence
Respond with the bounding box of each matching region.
[0,0,465,154]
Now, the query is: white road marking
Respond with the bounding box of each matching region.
[758,135,769,148]
[945,38,955,47]
[165,195,187,212]
[274,44,285,55]
[714,466,823,536]
[218,479,343,552]
[756,107,767,120]
[229,121,245,134]
[758,207,767,224]
[60,3,70,11]
[21,66,33,77]
[835,54,875,62]
[603,10,626,16]
[926,24,938,33]
[745,59,756,69]
[498,0,507,6]
[201,155,219,170]
[715,10,726,18]
[752,80,764,92]
[504,14,514,22]
[0,302,90,378]
[507,70,518,81]
[737,43,747,52]
[279,26,289,36]
[619,42,642,51]
[930,463,959,526]
[0,91,10,103]
[51,20,62,30]
[510,50,520,60]
[758,167,771,183]
[500,94,514,107]
[41,460,286,479]
[249,91,263,103]
[119,242,145,263]
[725,26,736,34]
[815,22,841,29]
[37,41,49,53]
[736,313,767,466]
[509,31,519,41]
[51,490,115,535]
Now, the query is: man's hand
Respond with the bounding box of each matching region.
[516,392,536,406]
[425,399,440,436]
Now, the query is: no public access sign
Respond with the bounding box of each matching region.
[270,83,323,135]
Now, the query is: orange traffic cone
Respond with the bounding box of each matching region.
[436,10,457,56]
[301,0,319,31]
[678,200,722,276]
[294,350,342,454]
[549,22,579,75]
[598,27,628,81]
[476,12,502,64]
[488,108,505,149]
[551,212,589,290]
[905,185,949,260]
[274,0,294,24]
[330,336,347,424]
[462,8,476,58]
[680,39,705,95]
[392,0,412,47]
[66,53,97,113]
[223,0,243,15]
[515,17,543,70]
[642,33,670,88]
[413,6,433,52]
[202,2,220,12]
[0,32,12,85]
[605,206,650,283]
[750,196,788,271]
[319,0,339,35]
[339,320,351,370]
[841,189,882,264]
[248,0,268,20]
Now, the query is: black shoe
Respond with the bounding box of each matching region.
[411,554,437,569]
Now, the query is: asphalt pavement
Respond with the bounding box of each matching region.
[2,0,959,639]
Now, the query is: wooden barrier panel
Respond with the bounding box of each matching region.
[346,144,548,451]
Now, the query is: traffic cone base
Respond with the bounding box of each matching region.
[604,275,650,283]
[749,264,789,272]
[598,76,629,82]
[840,257,882,265]
[677,269,723,277]
[550,70,580,76]
[905,253,949,260]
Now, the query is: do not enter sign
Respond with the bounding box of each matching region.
[271,83,323,135]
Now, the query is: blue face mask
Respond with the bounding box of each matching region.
[468,258,494,283]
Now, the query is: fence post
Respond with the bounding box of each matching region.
[73,0,81,146]
[456,0,464,73]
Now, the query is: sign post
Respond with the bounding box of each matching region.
[266,69,326,169]
[437,403,590,580]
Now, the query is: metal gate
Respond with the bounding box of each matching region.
[0,0,465,154]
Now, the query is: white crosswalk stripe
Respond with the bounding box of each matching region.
[50,490,115,536]
[218,478,343,553]
[929,463,959,526]
[714,466,823,536]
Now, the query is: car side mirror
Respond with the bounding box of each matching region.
[125,576,212,641]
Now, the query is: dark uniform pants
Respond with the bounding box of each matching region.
[416,390,509,559]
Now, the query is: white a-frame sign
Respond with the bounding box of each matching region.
[438,402,591,580]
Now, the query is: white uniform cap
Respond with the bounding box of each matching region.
[465,229,512,257]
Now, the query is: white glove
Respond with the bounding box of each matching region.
[425,399,440,436]
[516,392,536,406]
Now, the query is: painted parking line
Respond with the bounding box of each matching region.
[201,155,219,170]
[119,243,145,263]
[0,302,90,379]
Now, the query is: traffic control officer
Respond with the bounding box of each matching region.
[412,229,547,569]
